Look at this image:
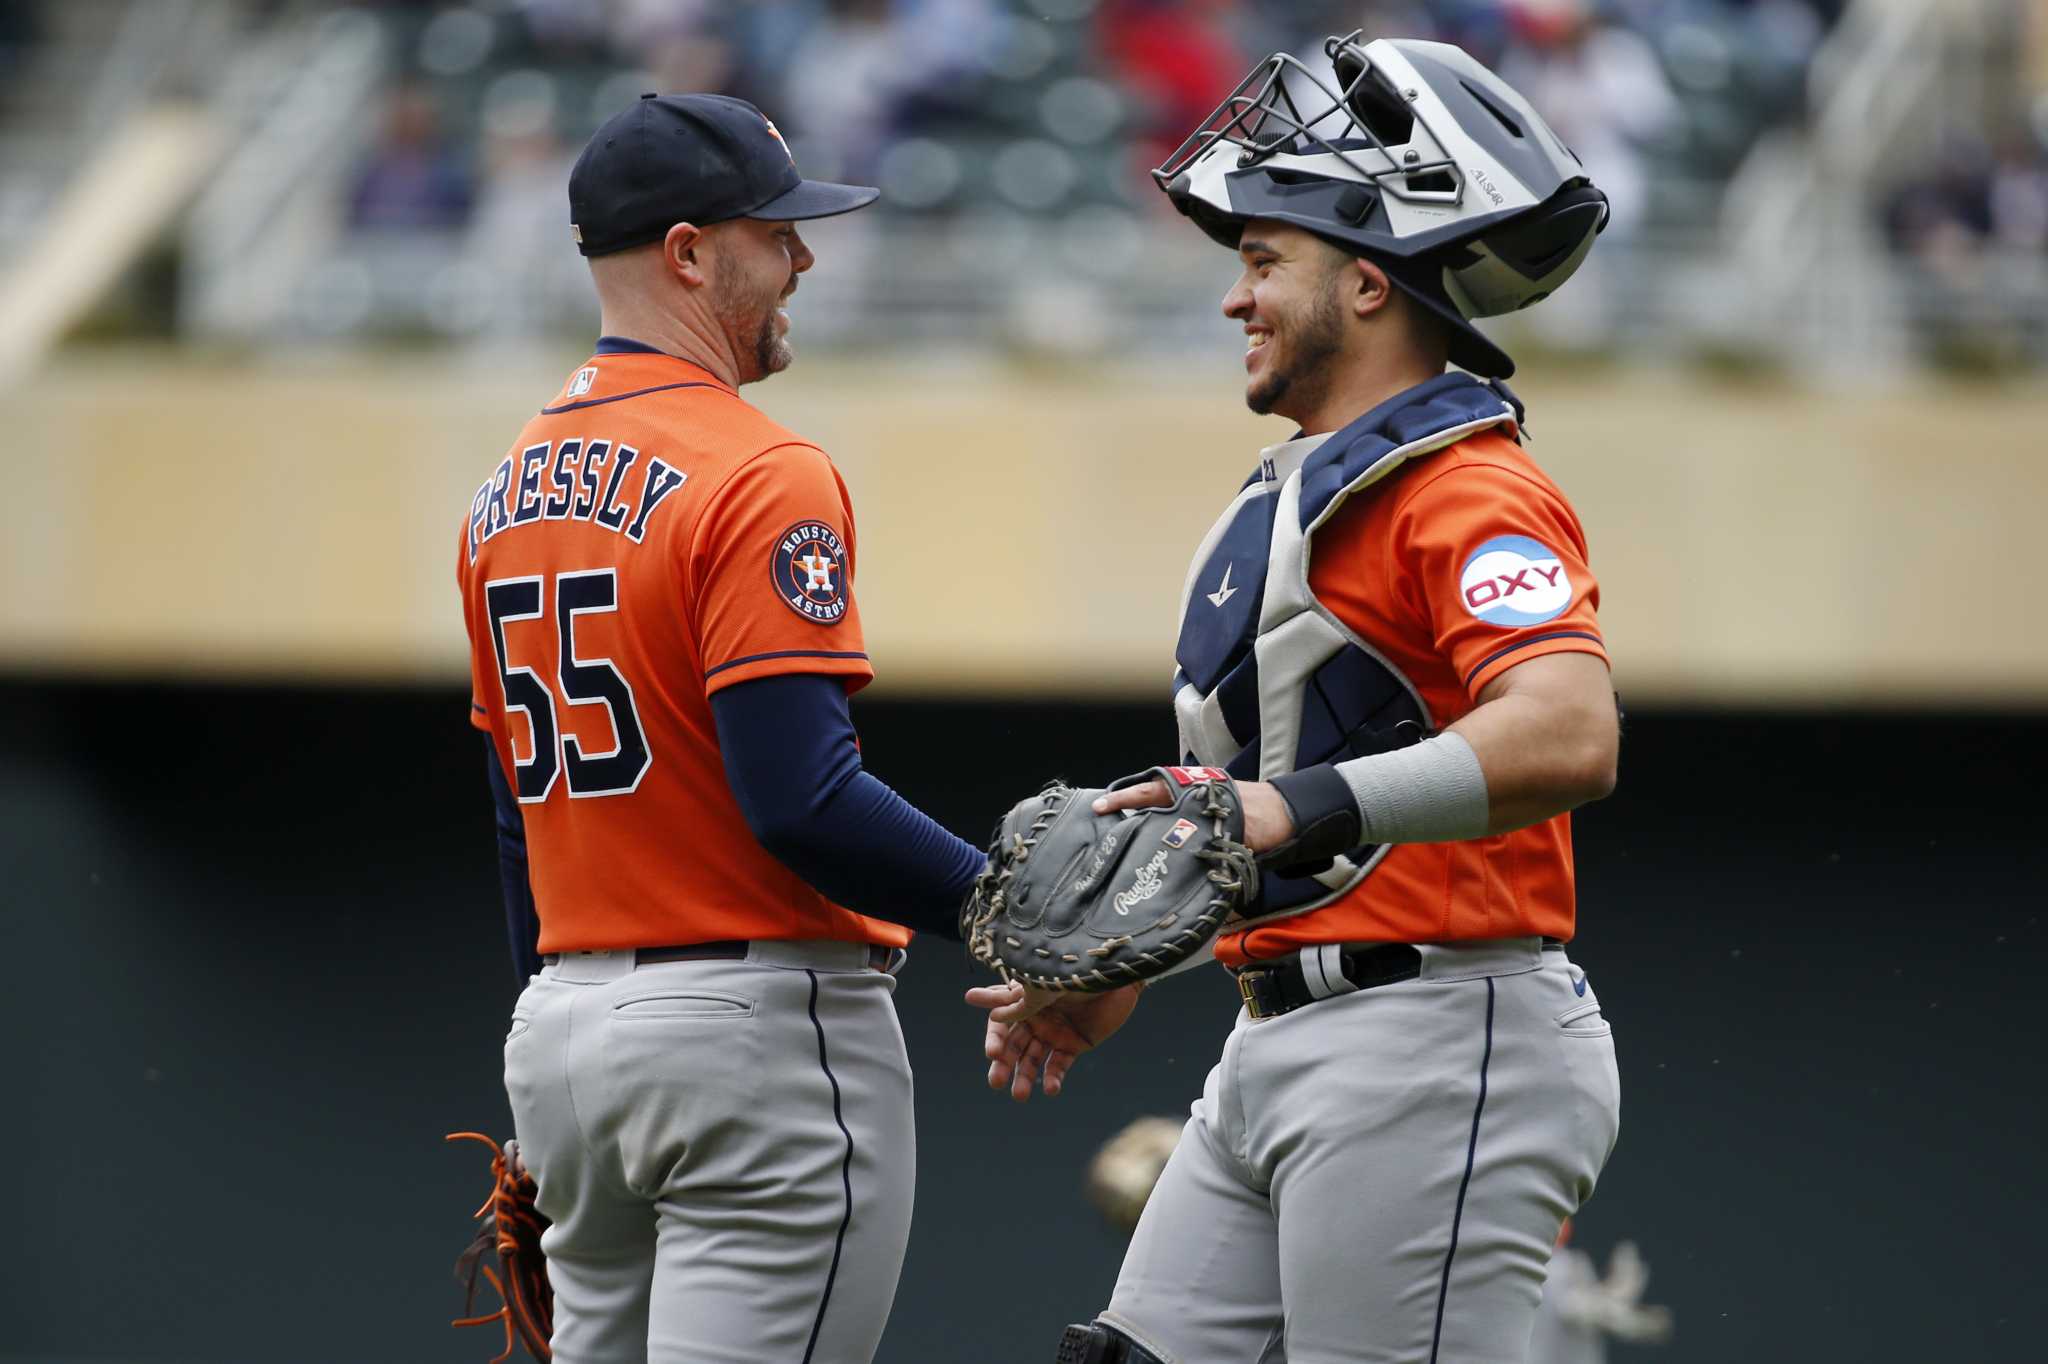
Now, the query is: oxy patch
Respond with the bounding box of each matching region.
[1459,535,1572,627]
[772,521,849,624]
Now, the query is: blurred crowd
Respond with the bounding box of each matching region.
[1882,105,2048,365]
[304,0,1893,352]
[10,0,2048,366]
[339,0,1847,252]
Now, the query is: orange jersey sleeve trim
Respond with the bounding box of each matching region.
[703,648,875,695]
[1460,629,1609,695]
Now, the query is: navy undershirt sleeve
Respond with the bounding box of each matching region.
[485,737,545,984]
[711,673,985,940]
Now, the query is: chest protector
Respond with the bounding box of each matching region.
[1172,373,1522,927]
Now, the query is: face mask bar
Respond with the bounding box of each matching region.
[1151,31,1464,208]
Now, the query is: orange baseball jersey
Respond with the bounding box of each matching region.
[1216,428,1607,965]
[456,347,910,955]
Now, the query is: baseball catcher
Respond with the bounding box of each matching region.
[967,29,1626,1364]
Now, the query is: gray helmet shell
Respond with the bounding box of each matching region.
[1154,34,1609,377]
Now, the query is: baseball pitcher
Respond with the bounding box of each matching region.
[456,94,989,1363]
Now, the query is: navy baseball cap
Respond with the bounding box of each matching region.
[569,93,879,257]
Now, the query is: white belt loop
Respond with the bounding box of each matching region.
[546,949,636,983]
[745,939,875,973]
[1300,944,1360,1000]
[1414,936,1543,983]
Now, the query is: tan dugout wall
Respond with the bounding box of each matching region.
[5,347,2043,705]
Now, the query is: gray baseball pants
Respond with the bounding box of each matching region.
[502,940,915,1364]
[1099,938,1621,1364]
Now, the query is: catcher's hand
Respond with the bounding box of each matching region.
[1089,774,1299,852]
[447,1131,553,1363]
[961,766,1258,991]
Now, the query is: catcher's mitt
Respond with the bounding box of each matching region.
[963,765,1257,991]
[447,1131,552,1363]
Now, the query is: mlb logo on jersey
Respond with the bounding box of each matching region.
[773,520,849,623]
[566,367,598,399]
[1460,535,1573,627]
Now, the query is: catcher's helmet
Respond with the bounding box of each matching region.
[1154,32,1608,378]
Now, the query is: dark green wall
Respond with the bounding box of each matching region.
[2,681,2042,1362]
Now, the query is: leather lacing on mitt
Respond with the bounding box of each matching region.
[446,1130,553,1362]
[964,773,1257,992]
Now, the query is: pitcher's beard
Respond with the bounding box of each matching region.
[756,311,793,376]
[716,272,796,381]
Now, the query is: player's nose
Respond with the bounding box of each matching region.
[1221,275,1253,320]
[790,230,815,275]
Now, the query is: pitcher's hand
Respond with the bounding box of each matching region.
[964,981,1142,1101]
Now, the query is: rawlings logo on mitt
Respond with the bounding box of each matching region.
[962,766,1258,991]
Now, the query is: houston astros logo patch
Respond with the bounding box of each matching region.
[773,521,849,624]
[1460,535,1572,627]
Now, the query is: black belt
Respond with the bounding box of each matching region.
[542,940,894,970]
[1231,940,1567,1021]
[1232,944,1422,1020]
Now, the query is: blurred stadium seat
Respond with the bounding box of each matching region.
[2,0,2040,371]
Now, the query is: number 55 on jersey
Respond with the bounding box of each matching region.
[457,343,906,956]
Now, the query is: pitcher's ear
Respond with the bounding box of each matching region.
[665,222,706,287]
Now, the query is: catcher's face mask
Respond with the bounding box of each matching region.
[1153,33,1467,212]
[1153,32,1610,375]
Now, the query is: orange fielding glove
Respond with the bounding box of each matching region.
[446,1131,553,1362]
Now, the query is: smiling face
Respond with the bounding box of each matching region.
[708,217,814,383]
[1220,222,1358,422]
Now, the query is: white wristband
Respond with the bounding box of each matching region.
[1333,731,1491,845]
